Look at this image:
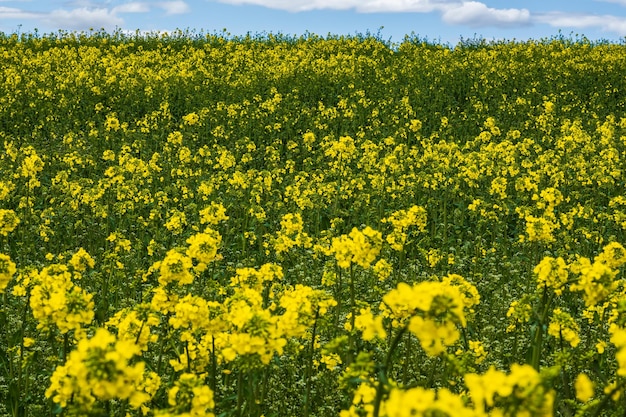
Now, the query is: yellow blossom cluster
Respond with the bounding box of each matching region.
[327,226,383,269]
[4,31,626,416]
[29,262,95,335]
[46,328,158,411]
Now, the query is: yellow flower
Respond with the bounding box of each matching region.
[534,256,568,295]
[524,215,556,243]
[469,340,487,364]
[372,259,393,281]
[329,226,382,269]
[182,112,199,125]
[0,209,20,236]
[157,250,194,286]
[408,316,459,356]
[69,248,95,272]
[186,229,222,264]
[574,373,594,402]
[199,202,229,225]
[354,307,386,341]
[547,308,580,347]
[46,328,152,409]
[164,209,187,235]
[105,114,120,131]
[596,241,626,269]
[0,253,16,293]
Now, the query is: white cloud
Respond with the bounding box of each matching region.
[215,0,531,28]
[352,0,445,13]
[596,0,626,6]
[441,2,531,28]
[215,0,449,13]
[44,7,123,30]
[2,1,189,32]
[534,12,626,36]
[113,2,150,13]
[0,6,39,19]
[158,1,190,14]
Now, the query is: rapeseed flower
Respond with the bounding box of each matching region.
[329,226,382,269]
[157,250,194,286]
[354,307,386,341]
[0,209,19,236]
[548,308,580,347]
[46,328,152,409]
[574,373,594,402]
[534,256,568,295]
[0,253,16,293]
[186,229,222,264]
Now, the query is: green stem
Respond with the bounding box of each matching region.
[373,326,407,417]
[185,341,191,372]
[304,308,319,417]
[349,263,356,361]
[334,266,342,338]
[402,334,411,385]
[531,288,553,370]
[211,336,217,394]
[62,333,69,364]
[237,372,244,417]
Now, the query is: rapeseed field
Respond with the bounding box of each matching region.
[1,29,626,416]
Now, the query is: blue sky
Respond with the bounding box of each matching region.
[1,1,625,45]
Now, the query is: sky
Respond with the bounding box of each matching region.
[1,0,626,46]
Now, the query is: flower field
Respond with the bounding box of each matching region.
[1,30,626,416]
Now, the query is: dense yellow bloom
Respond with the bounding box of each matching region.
[0,253,16,293]
[0,209,20,236]
[441,274,481,309]
[354,307,386,341]
[186,229,222,264]
[182,112,200,125]
[329,226,382,269]
[382,205,427,251]
[157,250,194,286]
[382,280,469,325]
[524,215,556,243]
[325,135,357,161]
[19,147,44,189]
[569,257,618,307]
[372,258,393,281]
[229,263,283,291]
[382,387,475,417]
[381,278,477,356]
[105,113,121,131]
[465,364,553,416]
[408,316,459,356]
[272,212,312,254]
[278,284,336,338]
[595,241,626,269]
[69,247,95,272]
[199,202,229,226]
[106,305,160,351]
[160,373,214,417]
[6,33,626,416]
[165,209,187,234]
[548,308,580,347]
[169,294,225,334]
[46,328,154,409]
[534,256,568,295]
[574,373,594,402]
[29,264,94,334]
